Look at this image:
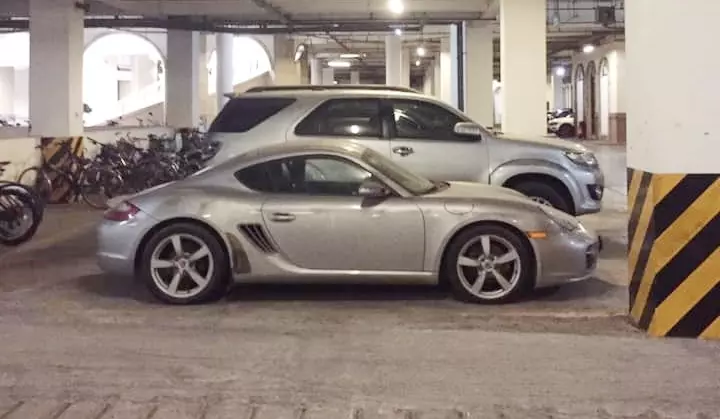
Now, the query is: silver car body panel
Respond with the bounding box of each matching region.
[207,89,604,215]
[97,141,599,289]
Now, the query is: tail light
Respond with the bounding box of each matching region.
[103,201,140,221]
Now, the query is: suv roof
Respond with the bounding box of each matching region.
[224,84,421,99]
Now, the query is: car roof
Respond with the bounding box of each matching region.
[208,140,369,171]
[225,85,428,100]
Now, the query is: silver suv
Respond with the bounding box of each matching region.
[207,85,604,215]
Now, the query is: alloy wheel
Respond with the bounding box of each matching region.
[456,234,522,300]
[149,233,215,299]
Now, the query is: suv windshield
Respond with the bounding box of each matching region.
[360,148,437,195]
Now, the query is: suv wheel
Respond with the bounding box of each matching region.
[512,181,573,214]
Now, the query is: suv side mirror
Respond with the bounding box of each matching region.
[358,179,389,198]
[454,122,483,138]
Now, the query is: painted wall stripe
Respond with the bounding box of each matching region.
[631,183,720,322]
[627,168,720,338]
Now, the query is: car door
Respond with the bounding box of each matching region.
[237,154,425,272]
[290,98,391,158]
[384,99,489,182]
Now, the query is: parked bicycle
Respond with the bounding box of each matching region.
[0,161,44,246]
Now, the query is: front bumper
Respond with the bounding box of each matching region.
[571,167,605,215]
[532,223,600,288]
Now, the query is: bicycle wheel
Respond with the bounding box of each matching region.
[16,166,52,203]
[0,186,41,246]
[78,166,123,209]
[0,182,44,222]
[47,171,73,204]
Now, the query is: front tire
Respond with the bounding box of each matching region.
[139,223,230,304]
[512,181,573,214]
[443,224,534,304]
[557,124,575,138]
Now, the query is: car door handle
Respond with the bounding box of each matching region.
[392,146,414,157]
[268,212,296,222]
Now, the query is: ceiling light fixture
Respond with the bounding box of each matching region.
[388,0,404,15]
[394,28,403,36]
[327,60,352,68]
[416,46,426,56]
[582,44,595,54]
[555,67,566,77]
[415,60,421,66]
[340,53,361,59]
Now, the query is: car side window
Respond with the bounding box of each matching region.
[208,97,296,133]
[295,99,382,138]
[390,99,473,141]
[235,155,373,196]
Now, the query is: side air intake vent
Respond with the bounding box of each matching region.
[238,224,277,253]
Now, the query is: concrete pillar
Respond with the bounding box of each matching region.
[464,22,494,127]
[321,67,335,85]
[350,70,360,84]
[0,67,15,116]
[197,34,210,130]
[166,30,200,128]
[422,65,434,95]
[273,36,303,85]
[29,0,84,136]
[400,48,410,88]
[385,35,402,86]
[625,0,720,340]
[439,37,453,105]
[310,57,322,85]
[500,0,547,137]
[433,55,442,100]
[216,33,234,110]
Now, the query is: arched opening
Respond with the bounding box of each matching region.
[598,58,610,140]
[206,36,272,95]
[574,63,585,137]
[584,61,597,140]
[83,31,165,126]
[0,32,30,125]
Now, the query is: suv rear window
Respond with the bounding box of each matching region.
[208,97,296,133]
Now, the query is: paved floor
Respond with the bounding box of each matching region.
[0,205,719,419]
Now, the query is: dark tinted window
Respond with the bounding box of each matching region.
[295,99,382,138]
[235,155,372,196]
[391,99,474,141]
[209,97,295,133]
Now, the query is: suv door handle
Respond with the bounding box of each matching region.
[392,146,414,157]
[268,212,296,222]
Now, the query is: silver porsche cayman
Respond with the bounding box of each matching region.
[97,140,600,305]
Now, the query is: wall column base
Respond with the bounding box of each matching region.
[627,168,720,338]
[609,112,626,144]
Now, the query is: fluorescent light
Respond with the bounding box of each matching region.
[394,28,403,36]
[388,0,404,14]
[416,46,426,56]
[340,53,361,58]
[327,60,351,68]
[555,67,566,77]
[415,60,421,66]
[582,44,595,54]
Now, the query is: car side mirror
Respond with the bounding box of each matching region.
[454,122,483,138]
[358,179,389,198]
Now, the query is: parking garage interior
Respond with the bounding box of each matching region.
[0,0,718,418]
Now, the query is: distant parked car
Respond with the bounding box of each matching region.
[548,108,576,138]
[205,86,604,215]
[97,140,601,305]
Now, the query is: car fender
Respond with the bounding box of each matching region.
[489,159,582,201]
[431,212,543,280]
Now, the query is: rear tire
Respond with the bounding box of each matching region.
[0,187,41,246]
[512,180,573,214]
[443,224,534,304]
[16,167,51,203]
[138,222,230,305]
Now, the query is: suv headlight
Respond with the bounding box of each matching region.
[538,205,580,232]
[564,150,598,168]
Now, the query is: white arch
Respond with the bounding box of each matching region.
[83,32,166,126]
[207,36,272,95]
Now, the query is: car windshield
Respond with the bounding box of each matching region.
[360,148,437,195]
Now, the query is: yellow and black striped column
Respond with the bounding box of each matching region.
[627,168,720,338]
[41,136,84,203]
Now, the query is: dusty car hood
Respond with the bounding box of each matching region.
[495,133,588,153]
[422,181,532,204]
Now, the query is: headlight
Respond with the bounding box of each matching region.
[564,150,598,168]
[538,205,581,232]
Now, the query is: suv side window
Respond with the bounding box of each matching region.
[390,99,474,142]
[295,99,382,138]
[235,155,372,196]
[208,97,296,133]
